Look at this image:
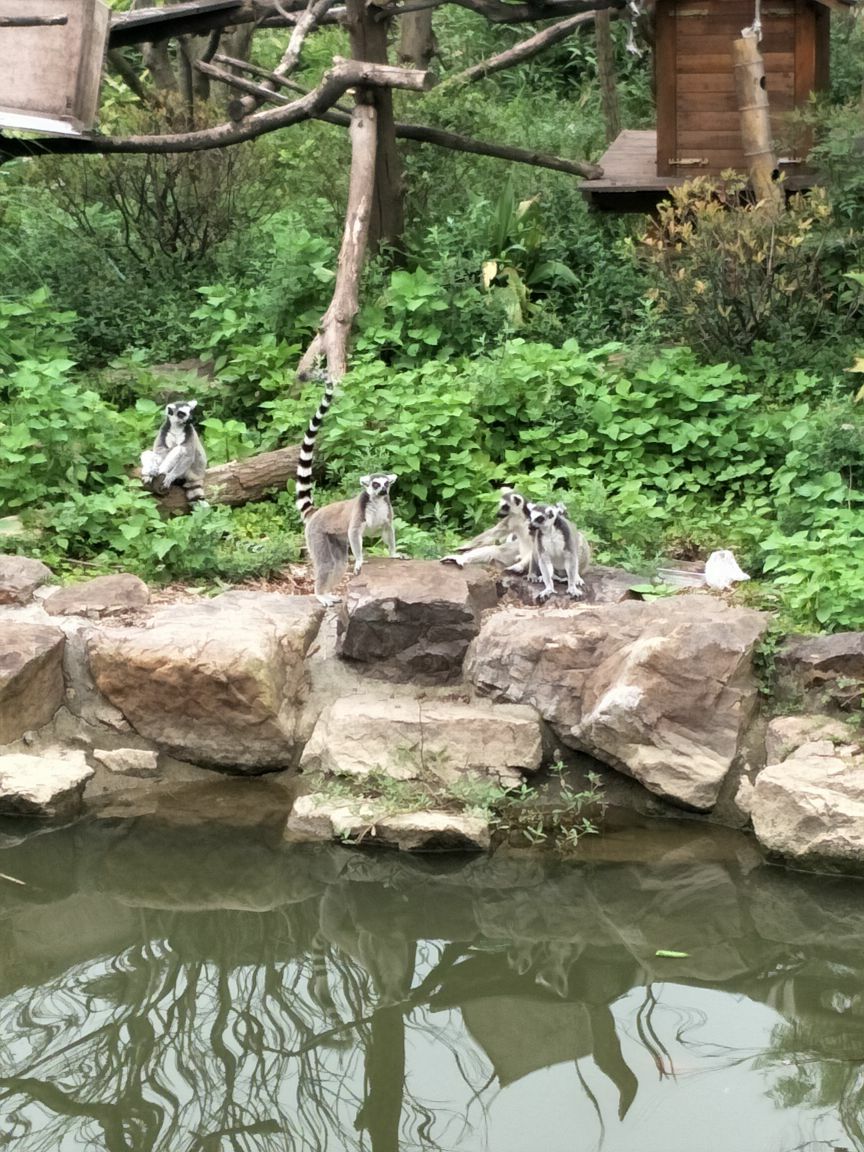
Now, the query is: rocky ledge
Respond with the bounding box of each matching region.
[2,552,864,872]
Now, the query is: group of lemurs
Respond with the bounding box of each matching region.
[141,379,591,605]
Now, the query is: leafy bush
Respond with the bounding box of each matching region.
[265,341,821,538]
[640,179,860,362]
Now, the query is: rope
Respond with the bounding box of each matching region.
[742,0,762,41]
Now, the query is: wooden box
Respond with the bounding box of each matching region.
[655,0,831,177]
[0,0,110,136]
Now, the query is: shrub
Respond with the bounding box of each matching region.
[639,179,857,362]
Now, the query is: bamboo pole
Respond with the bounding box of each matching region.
[731,35,783,212]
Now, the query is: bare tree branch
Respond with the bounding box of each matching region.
[107,48,156,105]
[212,50,347,99]
[372,0,444,19]
[232,0,338,118]
[198,59,603,176]
[0,61,433,159]
[394,121,603,176]
[452,0,624,21]
[297,104,378,380]
[442,10,602,87]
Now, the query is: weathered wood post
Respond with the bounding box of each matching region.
[731,34,784,212]
[595,9,621,145]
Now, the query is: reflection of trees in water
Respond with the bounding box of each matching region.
[0,909,491,1152]
[766,1021,864,1152]
[756,969,864,1152]
[5,836,864,1152]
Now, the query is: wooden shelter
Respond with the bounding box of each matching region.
[0,0,110,136]
[581,0,852,210]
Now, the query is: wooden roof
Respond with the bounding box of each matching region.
[108,0,246,48]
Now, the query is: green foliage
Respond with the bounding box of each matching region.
[309,760,605,850]
[640,179,858,361]
[274,342,803,529]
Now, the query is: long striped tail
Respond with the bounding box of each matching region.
[295,375,335,522]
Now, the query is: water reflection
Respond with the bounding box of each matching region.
[2,812,864,1152]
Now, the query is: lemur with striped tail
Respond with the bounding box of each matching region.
[295,375,399,605]
[140,400,207,504]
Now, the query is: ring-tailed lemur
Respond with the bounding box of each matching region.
[441,487,534,573]
[295,375,399,605]
[140,400,207,503]
[527,501,591,601]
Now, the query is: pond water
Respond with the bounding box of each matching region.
[2,798,864,1152]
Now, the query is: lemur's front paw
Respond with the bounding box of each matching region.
[505,563,527,575]
[535,590,553,604]
[316,594,341,607]
[352,561,363,575]
[567,587,585,600]
[441,555,464,567]
[527,573,544,584]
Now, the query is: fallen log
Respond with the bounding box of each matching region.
[143,444,301,513]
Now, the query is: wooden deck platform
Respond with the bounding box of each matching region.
[579,129,815,212]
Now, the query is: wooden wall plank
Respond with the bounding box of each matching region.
[655,0,678,177]
[676,51,795,71]
[676,30,795,53]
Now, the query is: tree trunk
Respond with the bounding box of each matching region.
[594,9,620,144]
[346,0,404,252]
[397,9,436,70]
[732,35,783,212]
[144,444,302,513]
[297,104,378,379]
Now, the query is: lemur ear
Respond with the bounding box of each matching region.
[360,474,372,487]
[500,486,514,496]
[188,399,198,411]
[386,473,397,485]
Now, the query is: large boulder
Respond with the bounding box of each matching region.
[44,573,150,617]
[751,739,864,871]
[0,555,52,606]
[0,622,65,744]
[300,694,543,786]
[465,595,768,811]
[0,750,93,819]
[775,632,864,710]
[87,592,324,770]
[337,559,498,683]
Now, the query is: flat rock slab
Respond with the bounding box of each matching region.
[87,592,325,770]
[44,574,150,617]
[752,739,864,872]
[300,694,543,786]
[764,714,852,766]
[776,632,864,709]
[0,751,93,819]
[93,747,160,778]
[501,564,644,606]
[284,793,490,852]
[0,555,53,606]
[337,558,498,684]
[466,594,769,812]
[0,622,65,744]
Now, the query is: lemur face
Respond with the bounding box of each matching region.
[497,488,526,519]
[166,400,197,424]
[527,502,558,534]
[360,473,397,498]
